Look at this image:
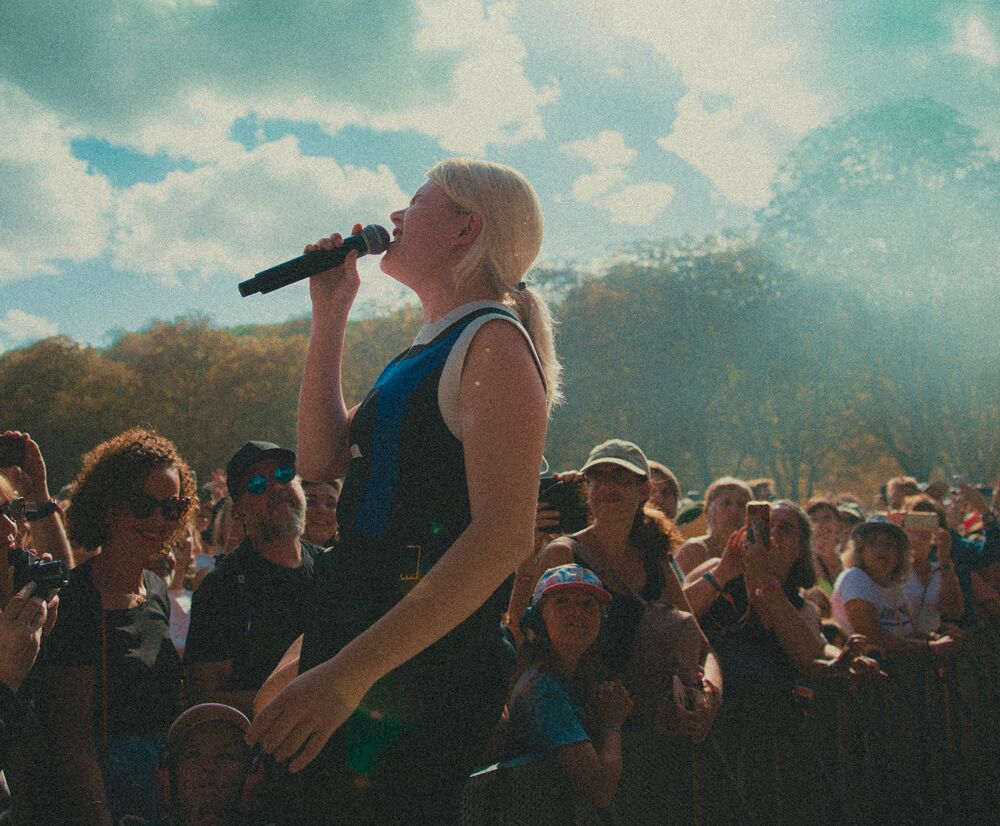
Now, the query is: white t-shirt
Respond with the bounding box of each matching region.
[168,589,192,655]
[901,568,942,633]
[831,566,914,637]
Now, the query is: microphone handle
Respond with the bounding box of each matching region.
[238,245,358,297]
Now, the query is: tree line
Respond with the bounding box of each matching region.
[3,98,998,499]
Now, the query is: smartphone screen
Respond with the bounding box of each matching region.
[746,501,771,547]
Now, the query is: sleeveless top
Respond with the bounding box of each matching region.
[302,301,541,673]
[563,536,667,679]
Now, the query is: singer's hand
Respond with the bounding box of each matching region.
[305,223,363,312]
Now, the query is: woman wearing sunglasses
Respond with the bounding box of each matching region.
[34,427,194,825]
[249,159,558,823]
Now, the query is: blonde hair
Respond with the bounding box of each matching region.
[427,158,562,410]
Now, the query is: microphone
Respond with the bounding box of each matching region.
[238,224,391,297]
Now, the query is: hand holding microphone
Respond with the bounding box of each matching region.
[238,223,390,297]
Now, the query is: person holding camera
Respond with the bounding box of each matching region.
[510,439,723,743]
[1,431,73,568]
[1,470,63,825]
[34,428,195,826]
[247,159,558,824]
[683,501,835,703]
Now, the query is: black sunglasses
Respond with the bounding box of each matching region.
[245,465,296,496]
[128,492,191,521]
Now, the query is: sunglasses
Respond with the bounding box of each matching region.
[245,465,296,496]
[128,492,191,521]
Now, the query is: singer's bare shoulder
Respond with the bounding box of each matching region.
[458,319,545,418]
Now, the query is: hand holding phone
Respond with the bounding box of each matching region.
[746,501,771,548]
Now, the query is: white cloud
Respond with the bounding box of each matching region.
[559,130,676,221]
[367,0,559,154]
[593,182,676,226]
[0,309,58,350]
[561,131,637,168]
[951,14,999,66]
[570,168,627,202]
[111,136,408,279]
[657,92,779,207]
[0,83,113,282]
[561,131,636,200]
[553,0,825,207]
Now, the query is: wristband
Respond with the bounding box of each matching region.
[704,571,736,610]
[25,499,61,522]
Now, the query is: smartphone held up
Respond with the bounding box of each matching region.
[746,501,771,548]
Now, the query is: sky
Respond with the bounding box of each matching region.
[0,0,997,350]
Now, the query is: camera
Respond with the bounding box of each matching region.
[538,477,588,534]
[8,549,69,600]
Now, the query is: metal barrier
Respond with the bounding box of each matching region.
[461,625,1000,825]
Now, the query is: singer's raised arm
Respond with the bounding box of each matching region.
[296,225,364,483]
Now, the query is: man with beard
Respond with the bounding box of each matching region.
[185,442,321,716]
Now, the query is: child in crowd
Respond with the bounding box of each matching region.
[506,564,633,811]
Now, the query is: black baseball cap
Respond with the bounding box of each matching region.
[226,440,296,500]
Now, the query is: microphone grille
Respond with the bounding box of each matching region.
[361,224,391,255]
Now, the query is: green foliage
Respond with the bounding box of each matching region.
[3,100,998,499]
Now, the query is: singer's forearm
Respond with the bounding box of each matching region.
[297,311,353,482]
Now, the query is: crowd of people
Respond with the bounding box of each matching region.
[2,158,998,825]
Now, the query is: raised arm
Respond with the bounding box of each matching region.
[250,320,547,771]
[296,228,364,482]
[2,431,72,565]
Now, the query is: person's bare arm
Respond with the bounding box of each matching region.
[675,538,709,576]
[295,229,364,483]
[842,599,942,657]
[554,680,632,809]
[932,528,965,622]
[254,635,303,716]
[2,431,72,565]
[250,320,548,771]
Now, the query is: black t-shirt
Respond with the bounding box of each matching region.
[184,538,320,691]
[40,562,182,738]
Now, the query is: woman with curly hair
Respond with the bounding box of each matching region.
[35,427,194,826]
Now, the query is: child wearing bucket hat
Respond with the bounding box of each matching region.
[505,564,633,810]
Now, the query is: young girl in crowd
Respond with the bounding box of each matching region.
[506,564,632,810]
[831,520,957,657]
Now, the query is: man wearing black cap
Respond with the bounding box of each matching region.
[184,442,322,715]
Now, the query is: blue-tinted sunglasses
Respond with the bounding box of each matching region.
[245,465,296,496]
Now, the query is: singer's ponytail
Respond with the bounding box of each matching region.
[504,286,563,411]
[428,158,563,412]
